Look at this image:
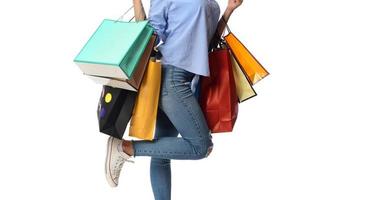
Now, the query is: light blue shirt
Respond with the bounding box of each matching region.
[148,0,221,77]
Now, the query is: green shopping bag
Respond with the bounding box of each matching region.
[74,19,154,80]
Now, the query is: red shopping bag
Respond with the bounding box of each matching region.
[199,48,238,133]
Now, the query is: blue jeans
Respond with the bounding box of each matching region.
[132,64,213,200]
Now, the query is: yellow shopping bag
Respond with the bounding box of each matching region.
[229,50,257,102]
[128,58,161,140]
[225,32,269,85]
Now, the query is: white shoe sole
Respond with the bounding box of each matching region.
[105,137,117,187]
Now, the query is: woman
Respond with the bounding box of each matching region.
[105,0,243,199]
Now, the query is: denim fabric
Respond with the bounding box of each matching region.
[132,64,213,200]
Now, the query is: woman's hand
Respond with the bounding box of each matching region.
[223,0,243,22]
[210,0,243,48]
[222,0,243,24]
[227,0,244,12]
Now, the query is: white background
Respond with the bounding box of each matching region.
[0,0,365,199]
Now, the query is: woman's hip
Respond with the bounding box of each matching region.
[160,64,196,99]
[158,64,211,141]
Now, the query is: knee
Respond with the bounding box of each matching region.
[206,145,213,157]
[193,139,214,159]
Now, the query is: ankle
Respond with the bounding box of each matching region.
[121,140,134,156]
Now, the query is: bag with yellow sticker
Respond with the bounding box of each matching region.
[97,85,137,139]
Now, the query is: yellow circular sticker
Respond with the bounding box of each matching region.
[105,93,112,103]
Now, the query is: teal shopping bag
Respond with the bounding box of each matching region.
[74,19,154,80]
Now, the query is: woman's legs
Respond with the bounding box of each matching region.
[131,65,213,160]
[117,65,213,199]
[150,108,179,200]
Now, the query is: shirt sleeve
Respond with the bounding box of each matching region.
[148,0,169,45]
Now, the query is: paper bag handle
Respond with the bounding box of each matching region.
[115,5,135,22]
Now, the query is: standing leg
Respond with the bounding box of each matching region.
[150,108,178,200]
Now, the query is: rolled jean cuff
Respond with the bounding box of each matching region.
[131,139,137,158]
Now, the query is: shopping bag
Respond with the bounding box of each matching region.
[97,86,137,139]
[85,35,157,91]
[74,19,154,80]
[229,50,257,102]
[224,32,269,85]
[199,47,238,133]
[128,57,161,140]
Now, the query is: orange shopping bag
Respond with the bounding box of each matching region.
[224,26,269,85]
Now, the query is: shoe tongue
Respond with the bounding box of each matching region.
[119,151,131,160]
[116,142,124,153]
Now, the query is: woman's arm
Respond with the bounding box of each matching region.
[132,0,146,21]
[215,0,244,37]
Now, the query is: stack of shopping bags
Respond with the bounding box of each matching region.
[74,16,269,139]
[199,24,269,133]
[74,18,162,140]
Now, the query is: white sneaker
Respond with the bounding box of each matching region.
[105,136,134,187]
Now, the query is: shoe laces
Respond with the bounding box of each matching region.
[112,156,134,181]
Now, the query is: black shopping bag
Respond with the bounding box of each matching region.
[97,85,137,139]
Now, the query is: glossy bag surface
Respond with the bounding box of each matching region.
[97,86,137,139]
[85,35,157,91]
[74,19,154,80]
[199,48,238,133]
